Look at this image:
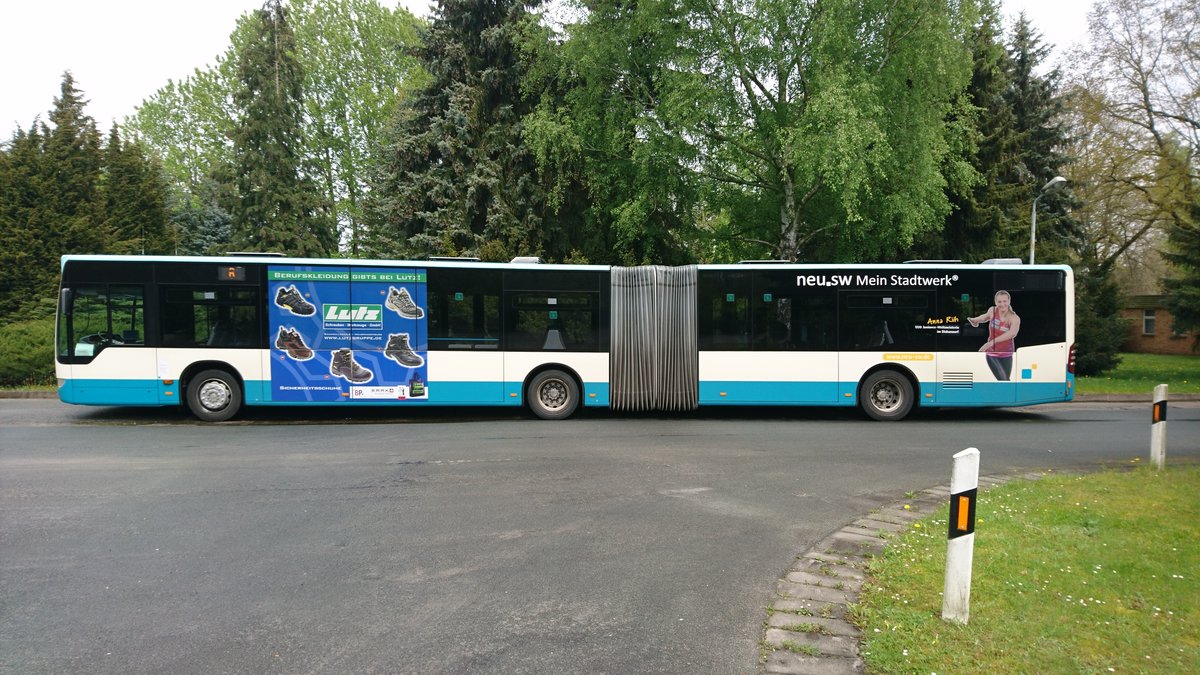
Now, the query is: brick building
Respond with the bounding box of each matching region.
[1120,295,1199,355]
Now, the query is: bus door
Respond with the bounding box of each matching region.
[748,273,839,403]
[426,268,504,404]
[58,284,158,404]
[838,290,940,402]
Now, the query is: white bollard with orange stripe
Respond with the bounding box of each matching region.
[1151,384,1168,470]
[942,447,979,625]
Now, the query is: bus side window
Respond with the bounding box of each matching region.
[698,271,751,350]
[161,287,260,348]
[505,292,599,352]
[427,269,501,350]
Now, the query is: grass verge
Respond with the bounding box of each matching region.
[0,384,56,392]
[855,466,1199,673]
[1078,353,1199,395]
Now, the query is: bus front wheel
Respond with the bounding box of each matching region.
[859,370,914,421]
[187,369,242,422]
[527,369,579,420]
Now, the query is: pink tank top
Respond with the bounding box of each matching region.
[989,314,1014,356]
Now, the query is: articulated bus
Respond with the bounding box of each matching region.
[55,254,1075,422]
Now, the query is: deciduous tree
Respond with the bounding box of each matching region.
[647,0,978,262]
[1062,0,1200,361]
[129,0,424,256]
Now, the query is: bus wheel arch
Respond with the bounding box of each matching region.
[524,365,582,420]
[858,365,919,421]
[182,362,244,422]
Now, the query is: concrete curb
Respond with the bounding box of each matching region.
[759,473,1041,674]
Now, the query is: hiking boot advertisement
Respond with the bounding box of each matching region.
[274,284,316,316]
[267,265,429,402]
[384,333,424,368]
[329,349,373,383]
[275,326,314,361]
[386,286,424,319]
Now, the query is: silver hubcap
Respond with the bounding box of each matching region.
[870,380,902,412]
[538,379,568,411]
[198,379,231,411]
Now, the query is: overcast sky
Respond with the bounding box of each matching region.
[1,0,1093,136]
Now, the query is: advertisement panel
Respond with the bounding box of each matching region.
[268,266,429,402]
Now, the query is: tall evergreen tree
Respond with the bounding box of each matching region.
[1001,15,1077,261]
[1163,188,1200,347]
[0,73,108,320]
[0,125,48,319]
[102,126,170,254]
[364,0,551,261]
[44,72,107,257]
[230,0,335,256]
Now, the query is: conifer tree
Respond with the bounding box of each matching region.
[1001,15,1078,261]
[0,73,108,320]
[1163,192,1200,346]
[44,72,106,257]
[364,0,550,261]
[102,125,170,254]
[230,0,335,256]
[0,125,48,319]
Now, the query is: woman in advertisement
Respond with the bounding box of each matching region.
[968,290,1020,381]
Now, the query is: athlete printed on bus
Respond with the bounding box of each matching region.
[967,290,1020,381]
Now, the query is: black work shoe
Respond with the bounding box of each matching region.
[275,326,314,360]
[329,349,373,383]
[275,284,316,316]
[384,332,424,368]
[385,286,424,319]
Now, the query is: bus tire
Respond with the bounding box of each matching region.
[527,369,579,420]
[187,369,242,422]
[859,370,914,421]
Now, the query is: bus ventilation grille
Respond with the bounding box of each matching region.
[942,373,974,389]
[610,265,699,412]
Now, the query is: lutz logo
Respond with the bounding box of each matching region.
[323,304,382,322]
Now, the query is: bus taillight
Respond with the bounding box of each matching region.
[1068,343,1077,374]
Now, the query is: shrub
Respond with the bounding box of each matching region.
[0,317,56,387]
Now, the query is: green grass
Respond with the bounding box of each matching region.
[0,383,56,392]
[855,467,1200,673]
[780,640,820,656]
[1077,352,1200,395]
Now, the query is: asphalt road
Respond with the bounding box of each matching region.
[2,400,1197,673]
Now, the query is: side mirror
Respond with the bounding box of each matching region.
[60,288,73,316]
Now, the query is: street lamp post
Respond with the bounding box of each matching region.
[1030,176,1067,265]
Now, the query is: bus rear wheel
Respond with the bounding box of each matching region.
[859,370,914,421]
[527,369,579,420]
[187,369,242,422]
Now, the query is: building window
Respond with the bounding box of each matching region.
[1142,309,1156,336]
